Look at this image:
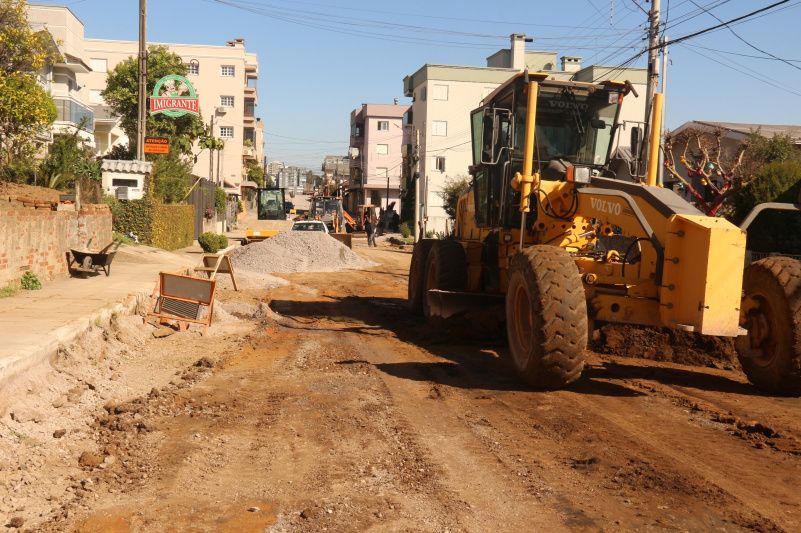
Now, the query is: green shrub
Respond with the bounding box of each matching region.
[0,283,19,298]
[399,222,411,238]
[215,187,227,216]
[20,272,41,290]
[199,232,227,253]
[110,197,154,244]
[152,204,193,250]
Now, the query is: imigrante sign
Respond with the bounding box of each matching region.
[149,74,199,118]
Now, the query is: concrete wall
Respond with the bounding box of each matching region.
[0,201,112,286]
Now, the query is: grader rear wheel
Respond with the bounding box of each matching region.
[505,246,588,389]
[422,241,467,319]
[407,239,436,315]
[736,257,801,395]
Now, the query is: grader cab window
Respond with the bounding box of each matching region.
[530,87,620,169]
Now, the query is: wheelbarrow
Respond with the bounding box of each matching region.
[68,241,121,277]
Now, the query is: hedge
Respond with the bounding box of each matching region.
[108,197,194,251]
[152,204,194,250]
[110,197,154,244]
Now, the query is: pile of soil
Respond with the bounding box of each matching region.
[230,231,375,274]
[593,323,739,369]
[0,182,61,203]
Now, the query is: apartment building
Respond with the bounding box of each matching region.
[27,5,98,147]
[403,33,646,236]
[266,160,285,178]
[28,4,264,194]
[347,103,410,214]
[83,37,262,192]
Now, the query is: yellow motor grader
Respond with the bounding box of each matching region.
[408,71,801,395]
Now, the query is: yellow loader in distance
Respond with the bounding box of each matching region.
[408,71,801,395]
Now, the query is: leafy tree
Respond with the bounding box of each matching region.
[0,0,60,177]
[39,129,99,190]
[437,175,470,219]
[246,161,265,187]
[151,151,193,204]
[264,174,275,188]
[102,45,205,156]
[103,144,133,161]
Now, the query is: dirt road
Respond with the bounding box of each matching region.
[25,241,801,532]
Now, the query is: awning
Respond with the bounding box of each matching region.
[240,180,258,188]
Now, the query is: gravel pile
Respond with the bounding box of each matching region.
[230,231,376,273]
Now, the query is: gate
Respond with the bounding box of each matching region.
[188,177,216,240]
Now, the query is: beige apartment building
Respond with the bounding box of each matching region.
[27,4,263,194]
[403,33,646,237]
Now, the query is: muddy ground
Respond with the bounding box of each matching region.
[2,241,801,532]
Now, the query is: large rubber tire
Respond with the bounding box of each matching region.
[408,239,436,314]
[505,246,588,389]
[736,257,801,395]
[422,240,467,319]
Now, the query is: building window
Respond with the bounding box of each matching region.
[376,144,389,155]
[376,167,388,179]
[187,62,200,75]
[89,58,107,73]
[432,84,448,101]
[220,65,235,77]
[377,120,389,131]
[220,95,235,107]
[220,126,234,138]
[435,156,446,172]
[421,87,427,101]
[89,89,104,104]
[432,120,448,136]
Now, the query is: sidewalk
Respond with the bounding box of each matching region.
[0,245,195,388]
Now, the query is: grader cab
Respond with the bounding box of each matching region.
[408,71,801,395]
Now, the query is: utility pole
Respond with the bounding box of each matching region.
[645,0,661,125]
[639,0,661,178]
[208,114,215,183]
[658,35,668,186]
[136,0,147,161]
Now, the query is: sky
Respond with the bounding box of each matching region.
[39,0,801,168]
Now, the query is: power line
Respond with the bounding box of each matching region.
[681,45,801,96]
[687,0,801,71]
[604,0,792,76]
[689,43,801,63]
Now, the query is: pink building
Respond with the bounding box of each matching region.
[348,103,410,215]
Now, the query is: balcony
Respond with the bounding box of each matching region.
[53,97,94,132]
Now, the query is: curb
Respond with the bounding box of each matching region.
[0,290,150,392]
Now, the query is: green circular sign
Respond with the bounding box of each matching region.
[150,74,199,118]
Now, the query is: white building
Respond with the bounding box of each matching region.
[403,33,647,236]
[27,4,264,195]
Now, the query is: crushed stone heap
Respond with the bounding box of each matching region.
[230,231,376,274]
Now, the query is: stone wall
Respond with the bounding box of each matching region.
[0,199,112,286]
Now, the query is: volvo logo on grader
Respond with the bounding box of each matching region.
[590,197,623,216]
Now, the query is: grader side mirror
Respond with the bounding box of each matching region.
[480,108,511,165]
[630,126,642,158]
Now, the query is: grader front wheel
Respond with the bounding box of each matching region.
[505,246,588,389]
[736,257,801,395]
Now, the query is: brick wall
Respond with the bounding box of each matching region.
[0,199,112,286]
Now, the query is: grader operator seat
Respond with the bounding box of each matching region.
[409,71,801,395]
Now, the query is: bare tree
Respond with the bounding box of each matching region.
[664,128,750,216]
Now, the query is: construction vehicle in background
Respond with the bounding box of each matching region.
[256,187,286,221]
[309,194,353,248]
[408,71,801,395]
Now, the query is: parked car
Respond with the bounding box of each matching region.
[291,220,329,233]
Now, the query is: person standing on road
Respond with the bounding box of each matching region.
[364,214,375,247]
[369,209,378,247]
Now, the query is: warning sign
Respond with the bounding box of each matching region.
[144,137,169,154]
